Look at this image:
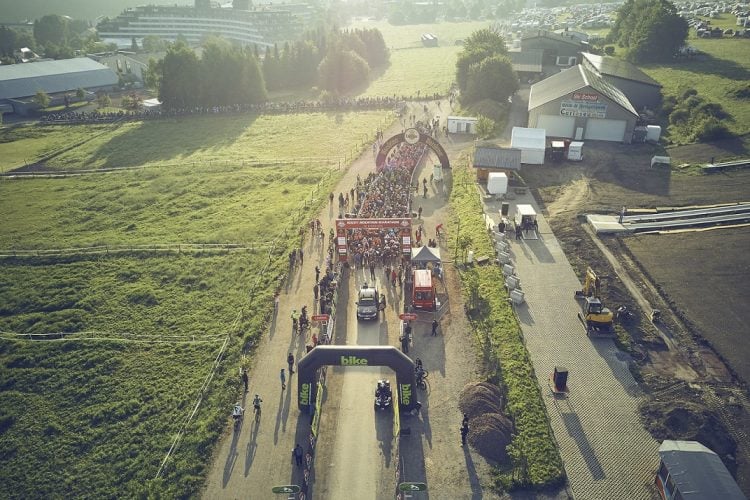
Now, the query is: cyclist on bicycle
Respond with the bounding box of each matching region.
[252,394,263,414]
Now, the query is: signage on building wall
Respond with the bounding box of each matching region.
[572,92,600,101]
[560,100,607,118]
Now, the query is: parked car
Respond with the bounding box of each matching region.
[356,284,379,321]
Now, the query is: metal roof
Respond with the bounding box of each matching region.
[659,440,747,500]
[509,49,543,73]
[528,64,638,116]
[521,30,584,48]
[473,146,522,171]
[582,52,661,87]
[0,58,118,100]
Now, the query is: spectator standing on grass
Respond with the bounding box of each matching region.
[280,368,286,390]
[241,369,248,392]
[461,421,469,445]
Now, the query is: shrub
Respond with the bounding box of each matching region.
[669,108,689,125]
[692,117,732,142]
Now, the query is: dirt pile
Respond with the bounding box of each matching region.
[458,382,505,418]
[642,400,737,468]
[468,413,514,463]
[459,382,513,463]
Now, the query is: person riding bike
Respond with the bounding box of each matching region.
[253,394,263,413]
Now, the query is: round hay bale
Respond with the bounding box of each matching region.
[467,412,513,463]
[459,382,504,419]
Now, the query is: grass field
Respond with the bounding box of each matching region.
[0,253,274,498]
[0,111,390,172]
[641,38,750,140]
[0,162,336,249]
[348,20,489,98]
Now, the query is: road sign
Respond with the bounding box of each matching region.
[399,313,418,321]
[398,482,427,492]
[271,485,301,494]
[312,314,329,322]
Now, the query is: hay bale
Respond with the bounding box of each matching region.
[468,412,513,463]
[459,382,504,419]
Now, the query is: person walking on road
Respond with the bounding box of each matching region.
[461,420,469,445]
[431,319,439,336]
[280,368,286,390]
[291,309,300,333]
[287,353,295,374]
[293,444,304,467]
[241,369,248,393]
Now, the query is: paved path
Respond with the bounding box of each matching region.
[483,194,660,500]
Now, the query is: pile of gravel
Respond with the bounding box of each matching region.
[459,382,513,463]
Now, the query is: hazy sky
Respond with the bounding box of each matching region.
[0,0,194,22]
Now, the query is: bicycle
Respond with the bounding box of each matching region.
[416,369,429,390]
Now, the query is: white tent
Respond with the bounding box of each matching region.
[511,127,546,165]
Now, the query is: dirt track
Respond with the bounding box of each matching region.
[522,139,750,495]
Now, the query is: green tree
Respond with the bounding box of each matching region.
[159,41,201,110]
[75,88,85,100]
[455,28,508,94]
[142,35,167,53]
[317,47,370,94]
[608,0,688,63]
[33,14,69,47]
[33,90,50,108]
[475,116,495,139]
[96,93,111,108]
[144,57,163,90]
[464,55,518,104]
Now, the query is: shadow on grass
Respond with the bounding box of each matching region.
[88,113,258,169]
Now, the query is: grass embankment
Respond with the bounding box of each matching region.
[641,37,750,141]
[449,157,564,490]
[0,111,390,172]
[0,255,274,498]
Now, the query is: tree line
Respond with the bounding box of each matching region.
[1,14,116,64]
[147,27,389,111]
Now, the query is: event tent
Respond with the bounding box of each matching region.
[511,127,546,165]
[411,246,441,263]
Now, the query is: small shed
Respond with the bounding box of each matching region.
[511,127,546,165]
[473,145,522,181]
[447,116,478,134]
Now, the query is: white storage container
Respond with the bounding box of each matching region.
[567,141,584,161]
[646,125,661,143]
[487,172,509,195]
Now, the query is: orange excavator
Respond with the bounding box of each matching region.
[575,267,614,335]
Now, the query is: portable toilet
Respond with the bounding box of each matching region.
[487,172,509,194]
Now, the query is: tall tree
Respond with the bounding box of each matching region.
[33,15,69,47]
[317,46,369,94]
[159,41,201,110]
[608,0,688,63]
[455,28,508,94]
[463,55,518,104]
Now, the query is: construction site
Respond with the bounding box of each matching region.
[518,137,750,494]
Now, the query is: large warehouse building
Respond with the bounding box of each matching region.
[0,58,118,115]
[527,63,639,143]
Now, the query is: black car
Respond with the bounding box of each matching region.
[356,284,379,320]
